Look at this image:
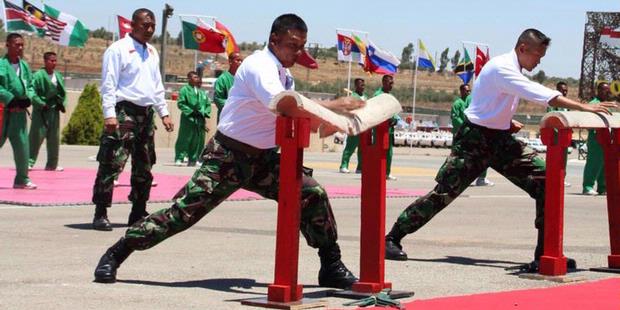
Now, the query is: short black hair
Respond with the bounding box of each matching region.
[43,52,57,60]
[515,28,551,48]
[270,14,307,36]
[556,81,567,88]
[354,78,364,84]
[187,71,198,78]
[597,81,609,90]
[382,75,393,82]
[6,32,23,43]
[459,84,469,92]
[132,8,155,22]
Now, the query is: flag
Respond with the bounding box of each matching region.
[337,33,363,64]
[417,39,436,71]
[365,39,400,75]
[117,15,132,39]
[215,20,239,55]
[22,0,46,36]
[4,0,45,33]
[474,46,489,77]
[454,48,474,84]
[352,34,368,67]
[296,49,318,69]
[600,26,620,58]
[44,4,89,47]
[182,20,226,53]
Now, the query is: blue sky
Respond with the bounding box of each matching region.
[10,0,620,78]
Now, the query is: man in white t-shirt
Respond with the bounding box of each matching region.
[384,29,616,272]
[94,14,363,289]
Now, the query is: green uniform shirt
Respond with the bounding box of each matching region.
[587,97,601,139]
[178,84,211,125]
[0,56,34,105]
[451,95,471,134]
[213,70,234,121]
[31,69,66,110]
[351,91,367,101]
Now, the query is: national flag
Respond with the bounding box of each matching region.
[215,20,239,55]
[182,20,226,53]
[22,0,46,36]
[417,39,436,71]
[337,33,363,64]
[600,26,620,58]
[352,34,368,66]
[365,39,400,75]
[454,47,474,84]
[474,46,489,77]
[4,0,44,33]
[44,4,89,47]
[296,49,318,69]
[117,15,132,39]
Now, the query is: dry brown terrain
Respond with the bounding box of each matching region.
[3,36,574,114]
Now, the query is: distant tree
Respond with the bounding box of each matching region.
[451,50,461,70]
[89,27,113,40]
[400,42,414,69]
[438,47,450,73]
[532,70,547,83]
[62,84,104,145]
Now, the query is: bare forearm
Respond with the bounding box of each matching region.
[548,96,589,111]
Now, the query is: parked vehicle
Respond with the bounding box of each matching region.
[528,138,547,153]
[418,132,433,147]
[431,132,447,148]
[405,132,420,147]
[393,131,406,146]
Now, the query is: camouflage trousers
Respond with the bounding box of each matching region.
[92,102,156,207]
[124,132,338,251]
[393,121,546,235]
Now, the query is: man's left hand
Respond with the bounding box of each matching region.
[509,119,524,133]
[161,115,174,132]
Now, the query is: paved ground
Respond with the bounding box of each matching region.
[0,145,616,309]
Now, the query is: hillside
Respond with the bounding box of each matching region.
[3,36,577,115]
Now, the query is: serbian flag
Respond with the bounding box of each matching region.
[296,49,318,69]
[600,26,620,57]
[337,33,363,64]
[474,46,489,77]
[117,15,132,39]
[182,20,226,53]
[215,20,239,55]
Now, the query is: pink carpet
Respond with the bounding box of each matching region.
[0,167,426,206]
[353,278,620,310]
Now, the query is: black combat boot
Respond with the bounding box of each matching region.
[92,205,112,231]
[127,202,149,226]
[94,238,134,283]
[385,225,408,261]
[318,243,358,289]
[525,228,576,272]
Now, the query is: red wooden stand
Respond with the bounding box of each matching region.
[267,116,310,303]
[352,121,392,293]
[539,128,572,276]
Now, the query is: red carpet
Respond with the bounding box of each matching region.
[0,167,426,206]
[355,278,620,310]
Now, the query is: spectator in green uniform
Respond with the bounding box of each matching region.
[374,75,398,180]
[547,81,570,187]
[582,82,611,195]
[175,71,211,167]
[28,51,66,172]
[451,84,494,186]
[339,78,366,173]
[0,33,36,189]
[213,52,243,123]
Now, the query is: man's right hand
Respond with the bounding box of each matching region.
[582,101,618,115]
[322,96,366,115]
[104,117,119,133]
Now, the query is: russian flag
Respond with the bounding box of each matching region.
[337,33,363,64]
[365,40,400,75]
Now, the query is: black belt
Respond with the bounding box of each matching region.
[116,101,151,115]
[214,131,267,156]
[464,120,510,136]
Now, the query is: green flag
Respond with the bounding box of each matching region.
[44,4,89,47]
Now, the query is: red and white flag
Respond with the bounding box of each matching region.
[117,15,132,39]
[474,46,489,77]
[600,26,620,57]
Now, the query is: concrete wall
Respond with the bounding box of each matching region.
[60,90,334,152]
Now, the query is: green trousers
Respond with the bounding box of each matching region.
[28,108,60,169]
[583,132,606,193]
[174,116,205,163]
[0,110,31,185]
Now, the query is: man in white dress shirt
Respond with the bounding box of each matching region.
[91,8,174,231]
[384,29,616,271]
[93,14,362,289]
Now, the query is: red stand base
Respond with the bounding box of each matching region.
[609,254,620,268]
[539,255,567,276]
[351,281,392,294]
[267,284,304,303]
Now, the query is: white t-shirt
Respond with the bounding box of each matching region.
[217,48,295,149]
[465,50,561,130]
[49,72,57,86]
[100,35,169,119]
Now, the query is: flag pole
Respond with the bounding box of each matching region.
[411,39,419,135]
